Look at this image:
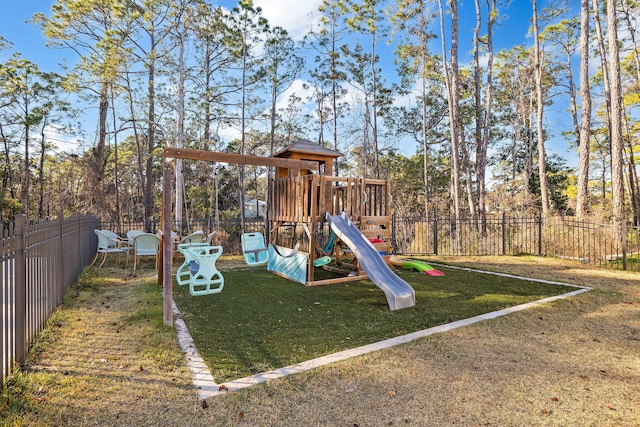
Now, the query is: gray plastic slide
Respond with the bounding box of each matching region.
[327,212,416,310]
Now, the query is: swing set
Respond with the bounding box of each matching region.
[159,140,400,326]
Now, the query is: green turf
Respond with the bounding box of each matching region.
[172,262,573,382]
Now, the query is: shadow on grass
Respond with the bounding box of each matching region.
[173,263,574,382]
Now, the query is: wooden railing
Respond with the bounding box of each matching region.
[269,175,391,224]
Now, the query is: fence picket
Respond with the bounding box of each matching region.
[1,214,99,386]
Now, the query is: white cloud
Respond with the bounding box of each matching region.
[45,124,85,155]
[276,78,314,110]
[253,0,323,40]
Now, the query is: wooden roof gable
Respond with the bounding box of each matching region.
[272,139,343,159]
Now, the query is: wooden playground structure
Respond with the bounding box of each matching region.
[269,173,392,284]
[160,140,395,325]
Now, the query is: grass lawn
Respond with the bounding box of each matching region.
[173,261,575,382]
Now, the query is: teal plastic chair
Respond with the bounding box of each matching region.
[180,230,205,245]
[132,233,160,271]
[92,229,128,267]
[126,229,145,245]
[206,231,216,245]
[185,245,224,296]
[241,232,268,266]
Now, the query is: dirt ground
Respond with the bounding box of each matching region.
[6,256,640,426]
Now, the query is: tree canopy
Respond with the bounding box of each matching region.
[1,0,638,226]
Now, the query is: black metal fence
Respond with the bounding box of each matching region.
[1,214,99,386]
[99,217,267,256]
[104,213,638,271]
[392,213,637,270]
[2,211,637,388]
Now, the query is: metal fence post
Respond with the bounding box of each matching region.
[621,222,628,270]
[391,213,396,252]
[538,213,543,256]
[433,210,438,256]
[502,212,506,255]
[14,215,26,366]
[57,213,65,306]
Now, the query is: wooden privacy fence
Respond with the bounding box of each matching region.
[392,213,639,270]
[1,214,99,386]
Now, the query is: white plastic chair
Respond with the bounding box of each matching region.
[92,230,128,267]
[132,233,160,271]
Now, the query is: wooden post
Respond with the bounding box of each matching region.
[162,162,174,327]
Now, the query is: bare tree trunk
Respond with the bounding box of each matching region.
[476,0,495,232]
[625,127,640,226]
[576,0,592,220]
[621,3,640,226]
[1,123,16,199]
[606,0,626,255]
[93,83,109,215]
[110,84,121,233]
[145,47,157,232]
[438,0,461,220]
[421,34,430,217]
[532,0,552,216]
[125,70,145,221]
[175,22,186,233]
[461,133,477,220]
[525,95,534,197]
[620,2,640,85]
[38,118,48,218]
[21,102,31,213]
[239,40,248,231]
[472,0,482,223]
[592,0,611,144]
[370,34,380,179]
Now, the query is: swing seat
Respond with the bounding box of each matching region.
[176,242,210,286]
[185,245,224,296]
[241,232,268,266]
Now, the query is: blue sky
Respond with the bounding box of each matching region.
[0,0,578,166]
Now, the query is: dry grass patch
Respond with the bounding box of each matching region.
[2,256,639,426]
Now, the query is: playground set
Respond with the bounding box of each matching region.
[159,139,442,325]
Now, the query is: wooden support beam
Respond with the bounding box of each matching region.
[162,162,174,327]
[164,147,319,172]
[306,275,369,287]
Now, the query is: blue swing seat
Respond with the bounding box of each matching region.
[241,232,268,266]
[176,242,209,286]
[184,245,224,296]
